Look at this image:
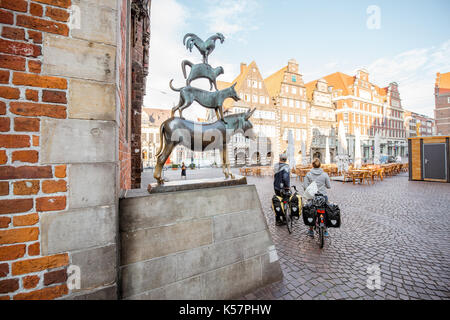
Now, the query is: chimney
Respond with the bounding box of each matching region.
[240,62,247,74]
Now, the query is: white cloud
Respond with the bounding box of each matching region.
[368,40,450,117]
[203,0,259,38]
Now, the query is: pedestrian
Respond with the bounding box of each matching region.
[303,158,331,237]
[181,162,186,180]
[273,154,290,226]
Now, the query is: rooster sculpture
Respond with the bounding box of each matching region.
[183,33,225,64]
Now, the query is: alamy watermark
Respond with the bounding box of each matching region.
[366,5,381,30]
[67,265,81,290]
[366,264,382,290]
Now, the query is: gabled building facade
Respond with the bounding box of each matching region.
[264,59,310,164]
[305,78,337,162]
[434,72,450,135]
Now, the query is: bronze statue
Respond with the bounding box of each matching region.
[153,109,256,184]
[183,33,225,64]
[181,60,224,91]
[169,80,239,123]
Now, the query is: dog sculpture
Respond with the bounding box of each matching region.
[181,60,224,91]
[169,80,239,123]
[154,109,256,185]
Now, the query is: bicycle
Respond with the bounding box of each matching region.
[280,186,299,234]
[311,193,328,249]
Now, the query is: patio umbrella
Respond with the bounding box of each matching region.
[287,130,296,170]
[325,136,330,164]
[301,139,306,165]
[338,121,347,155]
[374,132,381,164]
[354,127,362,169]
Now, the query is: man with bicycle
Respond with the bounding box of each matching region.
[273,153,291,226]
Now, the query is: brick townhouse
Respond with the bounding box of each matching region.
[434,72,450,135]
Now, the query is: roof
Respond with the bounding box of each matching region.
[264,65,288,97]
[436,72,450,90]
[321,72,355,96]
[304,80,319,101]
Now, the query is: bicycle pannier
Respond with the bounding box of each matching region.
[289,192,302,218]
[272,195,284,220]
[302,201,316,226]
[326,203,341,228]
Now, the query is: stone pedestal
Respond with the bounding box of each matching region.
[119,180,283,300]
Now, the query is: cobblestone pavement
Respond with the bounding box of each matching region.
[143,168,450,300]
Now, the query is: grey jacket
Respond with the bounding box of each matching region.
[303,168,331,196]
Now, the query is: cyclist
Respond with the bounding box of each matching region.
[303,158,331,237]
[273,153,290,226]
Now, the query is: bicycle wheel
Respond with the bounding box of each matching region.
[285,205,292,234]
[319,227,324,248]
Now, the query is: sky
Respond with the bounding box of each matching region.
[144,0,450,118]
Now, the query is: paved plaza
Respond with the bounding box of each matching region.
[143,168,450,300]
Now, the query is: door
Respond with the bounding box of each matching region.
[423,143,447,180]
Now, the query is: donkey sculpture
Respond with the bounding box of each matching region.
[154,109,256,185]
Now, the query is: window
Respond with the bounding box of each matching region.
[296,115,300,123]
[448,97,450,103]
[253,80,258,88]
[282,113,288,122]
[258,82,262,89]
[252,95,258,103]
[290,114,294,123]
[289,99,294,108]
[344,113,348,122]
[247,80,251,87]
[302,116,306,124]
[302,101,306,109]
[292,75,297,82]
[259,96,265,104]
[295,100,300,108]
[265,97,270,104]
[292,87,297,94]
[282,98,287,107]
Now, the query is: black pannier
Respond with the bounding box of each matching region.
[326,203,341,228]
[272,195,284,219]
[302,201,316,226]
[289,192,301,219]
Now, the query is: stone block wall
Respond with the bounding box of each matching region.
[0,0,120,300]
[119,184,283,299]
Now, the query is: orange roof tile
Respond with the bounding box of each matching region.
[304,80,319,101]
[436,72,450,89]
[264,65,288,97]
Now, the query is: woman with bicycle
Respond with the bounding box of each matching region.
[303,158,331,237]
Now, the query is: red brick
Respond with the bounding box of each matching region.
[42,179,66,193]
[0,70,9,83]
[0,166,52,180]
[0,278,19,294]
[0,199,33,215]
[0,101,5,115]
[0,117,9,132]
[28,242,40,256]
[44,268,67,286]
[42,90,66,104]
[54,165,66,178]
[0,228,38,245]
[16,15,69,37]
[28,59,41,74]
[0,9,13,24]
[13,213,39,226]
[0,0,27,12]
[10,102,66,119]
[12,150,38,163]
[32,135,39,146]
[23,275,40,289]
[12,72,67,89]
[0,39,41,58]
[14,283,68,300]
[0,263,7,277]
[35,0,71,9]
[30,2,43,17]
[0,216,10,228]
[0,87,20,99]
[14,117,40,131]
[0,295,9,300]
[13,180,39,195]
[0,54,26,71]
[0,134,30,148]
[11,253,68,276]
[1,26,26,41]
[0,244,26,261]
[36,196,66,212]
[27,30,42,44]
[0,150,6,164]
[45,7,69,22]
[25,89,39,102]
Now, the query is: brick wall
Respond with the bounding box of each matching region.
[0,0,71,300]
